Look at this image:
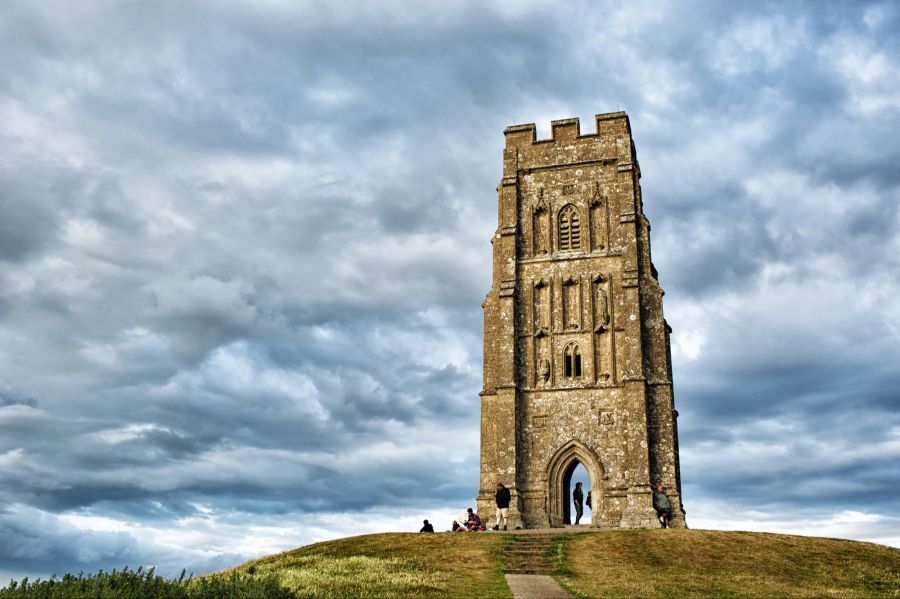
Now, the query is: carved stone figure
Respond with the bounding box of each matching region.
[590,185,607,250]
[538,358,551,386]
[533,200,549,255]
[562,277,580,330]
[595,287,610,332]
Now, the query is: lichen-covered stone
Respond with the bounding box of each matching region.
[477,112,686,529]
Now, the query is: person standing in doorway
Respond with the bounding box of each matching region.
[573,481,584,525]
[493,483,511,530]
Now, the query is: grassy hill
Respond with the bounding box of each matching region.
[225,529,900,598]
[561,529,899,598]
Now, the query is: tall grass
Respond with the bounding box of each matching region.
[0,565,293,599]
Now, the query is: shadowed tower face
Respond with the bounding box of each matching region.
[477,112,686,529]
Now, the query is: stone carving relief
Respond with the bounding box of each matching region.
[538,358,551,387]
[533,278,549,333]
[593,277,610,333]
[562,276,580,330]
[599,410,615,425]
[532,192,549,255]
[593,274,612,383]
[534,329,550,388]
[590,182,608,251]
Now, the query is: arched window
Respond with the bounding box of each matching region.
[564,343,582,378]
[558,205,581,251]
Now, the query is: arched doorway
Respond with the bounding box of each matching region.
[547,440,604,527]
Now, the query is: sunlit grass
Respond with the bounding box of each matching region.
[248,555,447,598]
[558,529,900,598]
[229,532,511,599]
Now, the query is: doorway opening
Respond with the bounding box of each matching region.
[563,461,592,525]
[547,440,603,527]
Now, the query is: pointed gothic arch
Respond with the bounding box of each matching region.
[546,440,605,527]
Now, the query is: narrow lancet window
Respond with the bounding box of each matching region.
[564,343,582,378]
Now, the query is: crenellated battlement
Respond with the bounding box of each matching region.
[504,111,631,148]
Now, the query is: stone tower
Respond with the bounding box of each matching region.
[477,112,686,529]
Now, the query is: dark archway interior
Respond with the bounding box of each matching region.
[562,461,575,524]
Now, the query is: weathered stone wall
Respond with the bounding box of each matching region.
[478,112,686,529]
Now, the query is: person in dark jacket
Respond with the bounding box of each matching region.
[419,519,434,533]
[653,483,672,528]
[573,482,584,525]
[493,483,511,530]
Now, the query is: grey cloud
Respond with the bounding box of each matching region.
[0,392,37,408]
[0,505,243,581]
[0,168,63,263]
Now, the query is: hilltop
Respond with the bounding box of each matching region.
[227,528,899,598]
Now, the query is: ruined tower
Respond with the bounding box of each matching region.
[477,112,686,529]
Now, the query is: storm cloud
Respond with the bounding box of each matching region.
[1,0,899,580]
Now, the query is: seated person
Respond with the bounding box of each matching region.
[452,512,469,532]
[420,519,434,533]
[465,508,482,531]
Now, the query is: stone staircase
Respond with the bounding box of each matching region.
[503,535,559,575]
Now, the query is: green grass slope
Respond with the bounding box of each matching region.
[223,529,899,599]
[229,532,510,599]
[559,529,900,599]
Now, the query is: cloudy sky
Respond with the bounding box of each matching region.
[2,0,900,581]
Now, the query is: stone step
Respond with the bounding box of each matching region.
[502,535,562,577]
[504,568,555,575]
[508,541,553,547]
[506,556,549,562]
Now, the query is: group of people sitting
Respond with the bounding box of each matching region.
[451,508,484,532]
[418,509,485,533]
[418,483,512,533]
